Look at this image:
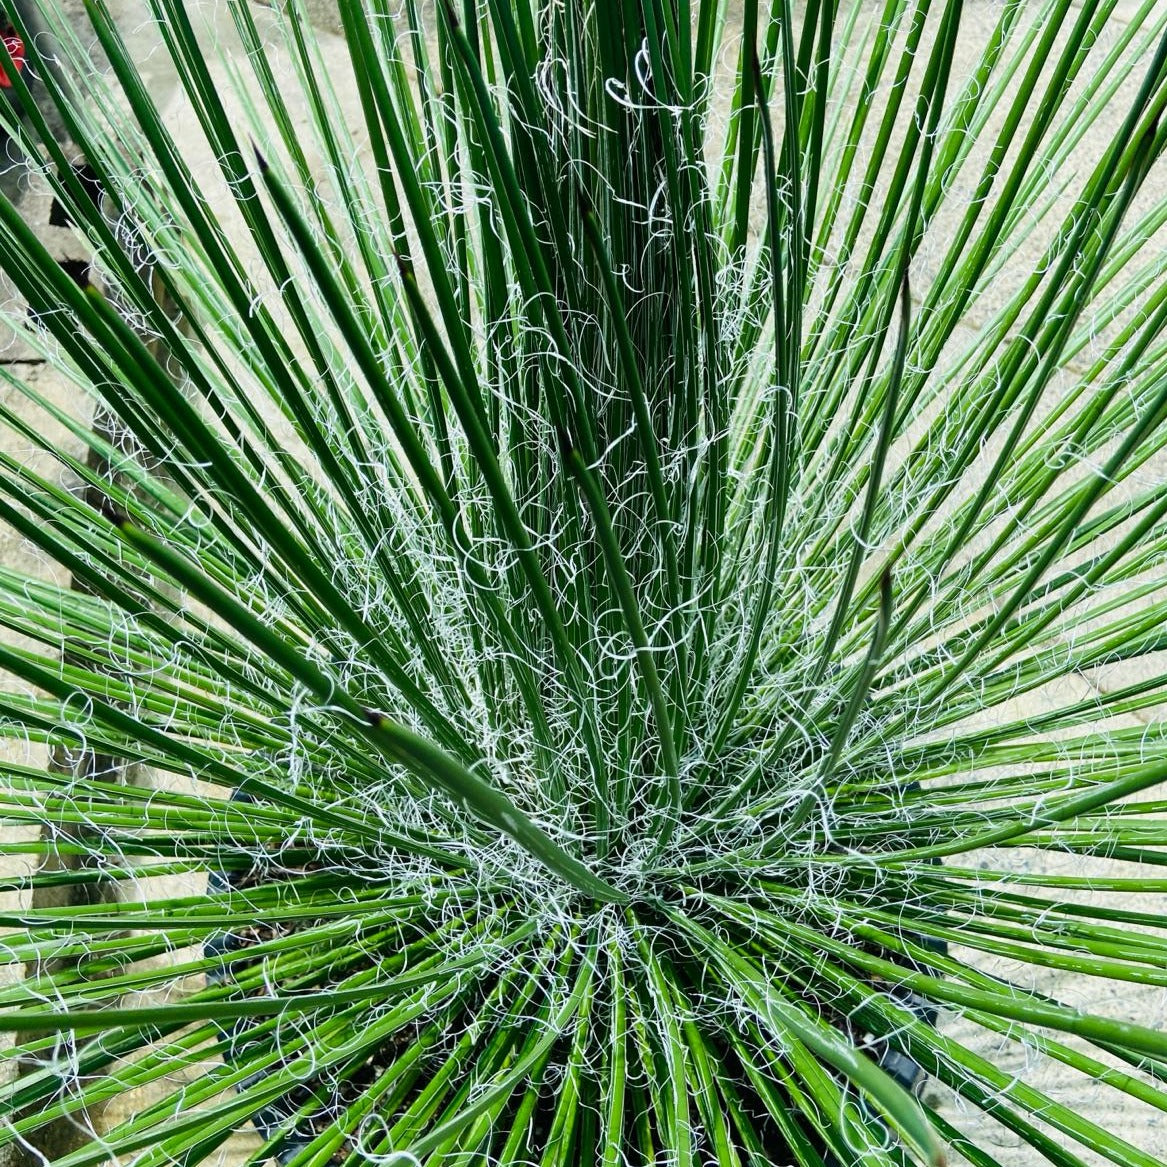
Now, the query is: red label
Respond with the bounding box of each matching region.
[0,34,25,89]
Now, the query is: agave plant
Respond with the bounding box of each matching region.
[1,0,1167,1162]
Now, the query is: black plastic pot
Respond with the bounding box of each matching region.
[204,794,313,1166]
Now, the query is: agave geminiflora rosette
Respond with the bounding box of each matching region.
[1,0,1167,1161]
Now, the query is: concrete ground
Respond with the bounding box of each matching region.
[2,0,1167,1164]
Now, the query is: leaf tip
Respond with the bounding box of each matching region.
[576,183,595,221]
[750,47,764,89]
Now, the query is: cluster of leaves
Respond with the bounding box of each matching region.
[0,0,1166,1163]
